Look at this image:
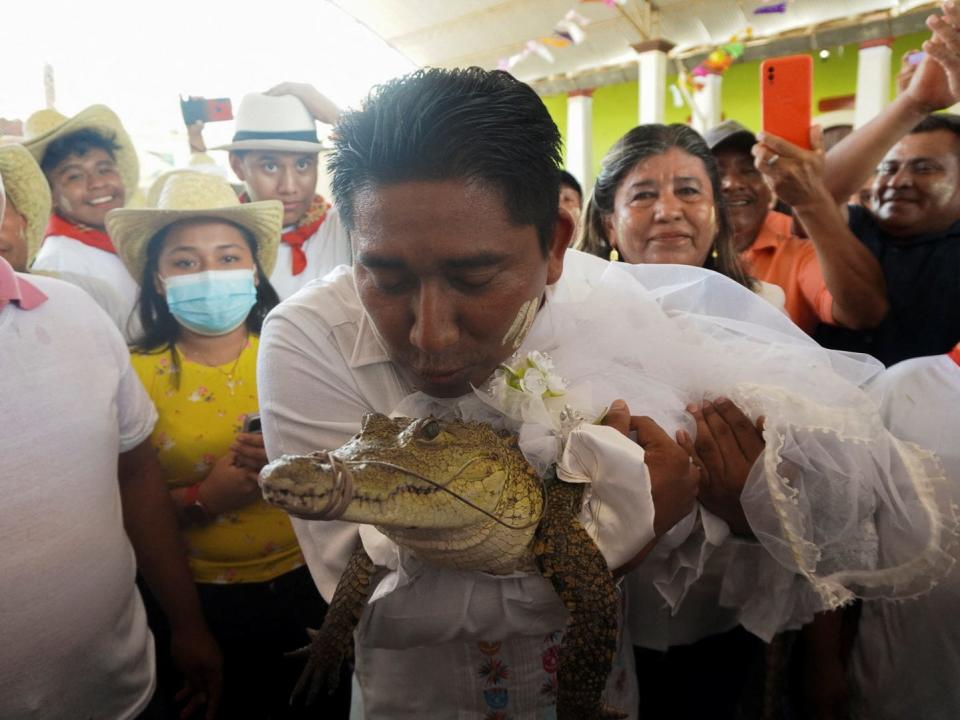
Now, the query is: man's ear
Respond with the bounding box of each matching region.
[228,153,247,182]
[546,210,573,285]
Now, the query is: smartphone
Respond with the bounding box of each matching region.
[760,55,812,149]
[180,96,233,126]
[242,413,262,434]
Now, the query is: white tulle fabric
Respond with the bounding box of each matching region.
[391,261,957,642]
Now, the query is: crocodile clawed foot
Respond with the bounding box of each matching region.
[601,703,629,719]
[556,702,628,720]
[286,627,349,706]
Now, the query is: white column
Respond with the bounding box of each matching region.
[633,40,675,124]
[566,90,593,194]
[854,40,893,129]
[691,73,722,134]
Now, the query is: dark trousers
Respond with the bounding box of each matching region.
[141,566,351,720]
[633,626,766,720]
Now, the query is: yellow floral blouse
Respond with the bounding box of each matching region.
[130,336,303,584]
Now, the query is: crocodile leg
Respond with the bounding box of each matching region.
[288,539,375,706]
[534,481,627,720]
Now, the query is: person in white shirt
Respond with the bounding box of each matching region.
[849,341,960,720]
[0,170,221,720]
[258,67,955,720]
[212,84,351,299]
[0,141,136,337]
[25,105,142,320]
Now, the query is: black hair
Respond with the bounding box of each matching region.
[578,123,754,289]
[130,219,280,377]
[559,169,582,198]
[911,113,960,143]
[329,67,562,255]
[40,128,120,175]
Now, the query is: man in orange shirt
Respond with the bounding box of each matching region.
[705,120,888,334]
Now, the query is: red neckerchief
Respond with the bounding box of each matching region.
[948,342,960,367]
[240,193,330,276]
[45,213,116,254]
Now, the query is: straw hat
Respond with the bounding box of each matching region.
[212,93,324,153]
[0,143,52,264]
[106,171,282,283]
[145,165,227,209]
[23,104,140,198]
[24,108,68,138]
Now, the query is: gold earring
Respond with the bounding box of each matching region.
[609,248,619,262]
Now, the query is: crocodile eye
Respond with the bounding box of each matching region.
[421,420,441,440]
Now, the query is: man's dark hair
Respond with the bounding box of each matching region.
[329,67,563,254]
[910,113,960,144]
[559,169,582,199]
[40,128,119,174]
[577,123,754,290]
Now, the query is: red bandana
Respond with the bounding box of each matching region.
[949,342,960,367]
[240,193,330,276]
[45,214,116,254]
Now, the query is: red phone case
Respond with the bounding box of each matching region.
[202,98,233,122]
[760,55,812,149]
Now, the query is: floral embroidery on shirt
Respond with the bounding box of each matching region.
[479,657,510,685]
[478,641,512,718]
[187,385,214,403]
[540,631,562,701]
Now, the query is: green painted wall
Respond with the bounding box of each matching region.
[543,31,929,182]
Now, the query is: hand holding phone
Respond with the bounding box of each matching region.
[760,55,812,150]
[234,414,267,472]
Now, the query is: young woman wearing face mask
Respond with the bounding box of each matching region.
[107,172,351,720]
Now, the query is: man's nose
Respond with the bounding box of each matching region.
[409,283,459,353]
[277,166,298,195]
[720,172,742,192]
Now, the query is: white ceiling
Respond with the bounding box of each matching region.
[334,0,937,84]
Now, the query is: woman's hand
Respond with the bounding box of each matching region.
[602,399,700,537]
[198,452,262,516]
[677,398,765,536]
[232,432,268,472]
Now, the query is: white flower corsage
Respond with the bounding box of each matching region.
[482,351,600,443]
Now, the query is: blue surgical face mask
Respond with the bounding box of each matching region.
[162,269,258,336]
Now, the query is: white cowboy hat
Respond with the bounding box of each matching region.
[0,143,52,264]
[23,105,140,200]
[106,171,282,283]
[212,93,324,153]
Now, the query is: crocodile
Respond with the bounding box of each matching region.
[260,412,626,720]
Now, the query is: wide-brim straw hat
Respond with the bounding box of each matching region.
[0,142,52,264]
[23,104,140,198]
[212,93,324,153]
[145,163,227,209]
[106,171,281,283]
